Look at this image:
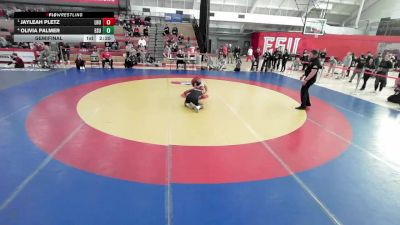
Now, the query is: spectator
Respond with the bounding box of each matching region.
[80,42,87,50]
[166,35,174,45]
[111,42,119,50]
[178,34,184,45]
[216,57,227,71]
[223,44,228,59]
[57,42,64,62]
[171,42,178,53]
[91,45,99,57]
[8,53,24,68]
[301,49,309,71]
[251,47,261,71]
[118,14,124,26]
[347,52,356,77]
[360,58,376,91]
[135,15,141,26]
[260,49,272,72]
[75,53,85,70]
[320,48,327,63]
[138,37,147,49]
[130,15,135,26]
[164,44,171,58]
[172,24,178,36]
[272,48,281,70]
[387,73,400,106]
[105,42,112,49]
[341,52,353,78]
[349,55,366,83]
[217,45,224,59]
[234,57,242,72]
[18,42,29,49]
[246,46,253,62]
[366,51,373,62]
[326,56,337,77]
[38,43,52,68]
[143,26,149,37]
[163,24,170,36]
[234,45,241,61]
[281,49,290,72]
[62,42,70,61]
[227,44,234,64]
[144,16,151,26]
[374,54,393,92]
[123,22,132,37]
[176,49,186,70]
[50,42,60,61]
[124,52,137,68]
[292,56,302,71]
[185,37,192,49]
[125,42,133,57]
[133,26,141,37]
[0,37,8,48]
[101,48,114,69]
[374,52,383,68]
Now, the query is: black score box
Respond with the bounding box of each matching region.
[14,26,109,35]
[14,18,105,26]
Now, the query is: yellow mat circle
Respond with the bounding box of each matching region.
[77,78,307,146]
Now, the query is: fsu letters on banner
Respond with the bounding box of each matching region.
[252,32,400,59]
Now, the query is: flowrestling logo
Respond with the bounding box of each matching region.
[263,36,301,54]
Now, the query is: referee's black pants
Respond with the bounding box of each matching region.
[300,79,316,107]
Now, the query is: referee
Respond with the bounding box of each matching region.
[296,49,322,110]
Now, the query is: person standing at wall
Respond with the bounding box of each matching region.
[374,54,393,92]
[275,47,283,71]
[227,44,234,64]
[349,55,366,85]
[319,48,327,76]
[246,47,253,62]
[234,45,241,62]
[280,49,289,72]
[296,50,321,110]
[360,58,376,91]
[301,49,309,71]
[326,56,337,77]
[223,44,228,59]
[251,47,261,71]
[260,49,272,72]
[341,52,353,79]
[346,52,356,77]
[271,48,278,70]
[374,52,383,69]
[319,48,327,63]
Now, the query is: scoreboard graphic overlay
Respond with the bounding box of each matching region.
[13,12,115,43]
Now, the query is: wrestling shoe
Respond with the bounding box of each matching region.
[194,105,200,113]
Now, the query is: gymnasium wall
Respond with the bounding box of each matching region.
[252,31,400,59]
